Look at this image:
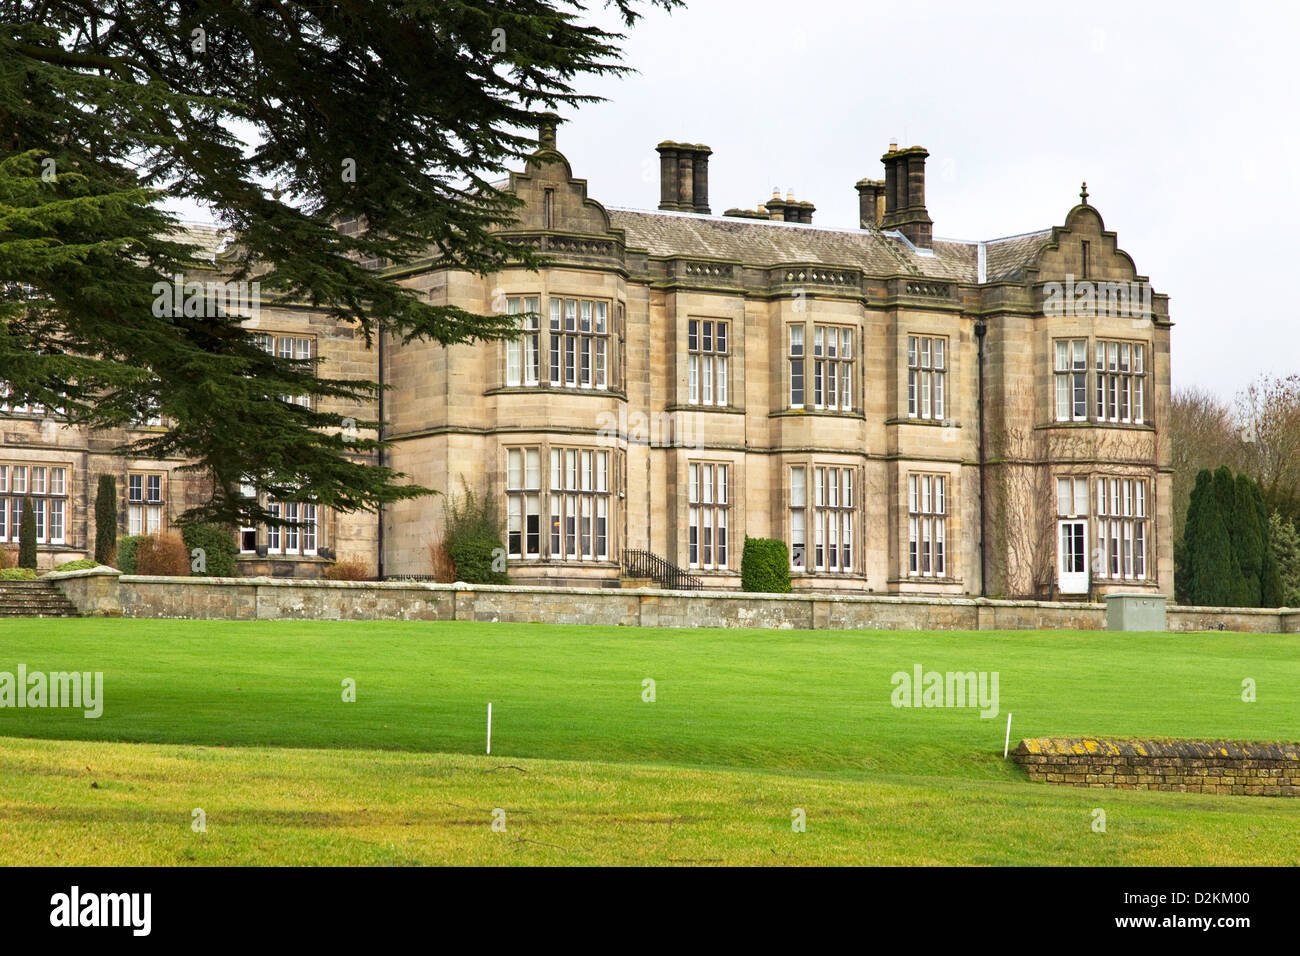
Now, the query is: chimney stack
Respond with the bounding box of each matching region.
[656,141,711,214]
[855,178,885,228]
[879,145,932,248]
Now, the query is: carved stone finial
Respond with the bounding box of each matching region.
[1080,181,1089,205]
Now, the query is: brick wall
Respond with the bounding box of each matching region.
[1012,737,1300,797]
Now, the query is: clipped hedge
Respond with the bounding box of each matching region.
[741,537,791,593]
[0,568,37,581]
[182,522,238,577]
[447,531,509,585]
[118,535,144,575]
[94,475,117,566]
[18,496,37,569]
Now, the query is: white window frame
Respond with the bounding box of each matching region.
[688,462,730,570]
[908,473,947,578]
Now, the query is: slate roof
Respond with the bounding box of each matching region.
[607,207,1052,285]
[172,222,231,264]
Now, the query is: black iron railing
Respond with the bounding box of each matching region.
[622,549,704,590]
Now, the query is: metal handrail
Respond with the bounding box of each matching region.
[621,548,704,590]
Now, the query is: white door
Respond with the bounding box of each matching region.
[1058,520,1089,594]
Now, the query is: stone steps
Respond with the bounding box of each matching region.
[0,581,80,617]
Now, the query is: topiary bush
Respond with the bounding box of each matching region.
[0,567,37,581]
[741,537,791,593]
[117,535,143,574]
[181,522,238,577]
[443,483,508,584]
[94,474,117,566]
[47,558,102,573]
[18,496,37,570]
[135,533,190,576]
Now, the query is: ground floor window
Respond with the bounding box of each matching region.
[789,464,856,572]
[507,448,542,558]
[908,473,947,577]
[127,472,165,535]
[266,502,318,556]
[688,462,729,570]
[237,477,320,556]
[0,464,68,545]
[505,445,615,562]
[1095,477,1147,580]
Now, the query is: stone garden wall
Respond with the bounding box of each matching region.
[1012,737,1300,797]
[40,568,1300,632]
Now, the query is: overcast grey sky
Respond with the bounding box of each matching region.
[173,0,1298,400]
[554,0,1300,400]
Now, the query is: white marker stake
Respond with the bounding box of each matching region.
[487,702,492,755]
[1003,712,1013,759]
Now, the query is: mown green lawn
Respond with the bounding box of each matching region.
[0,619,1296,865]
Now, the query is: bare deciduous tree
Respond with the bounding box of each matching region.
[1168,385,1239,543]
[1235,374,1300,505]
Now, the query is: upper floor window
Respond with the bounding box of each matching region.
[813,326,853,411]
[788,325,805,408]
[908,335,946,420]
[1054,339,1089,422]
[688,319,728,407]
[127,472,165,535]
[548,298,609,390]
[1054,338,1148,425]
[0,382,64,417]
[256,333,315,407]
[688,462,729,570]
[1096,340,1145,424]
[505,296,540,387]
[0,464,67,545]
[908,473,947,578]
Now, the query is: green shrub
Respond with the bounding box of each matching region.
[18,496,37,570]
[1268,512,1300,607]
[94,474,117,566]
[443,484,508,584]
[741,537,791,593]
[118,535,143,574]
[48,558,102,573]
[0,567,37,581]
[182,522,238,577]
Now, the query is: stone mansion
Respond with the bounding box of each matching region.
[2,121,1173,598]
